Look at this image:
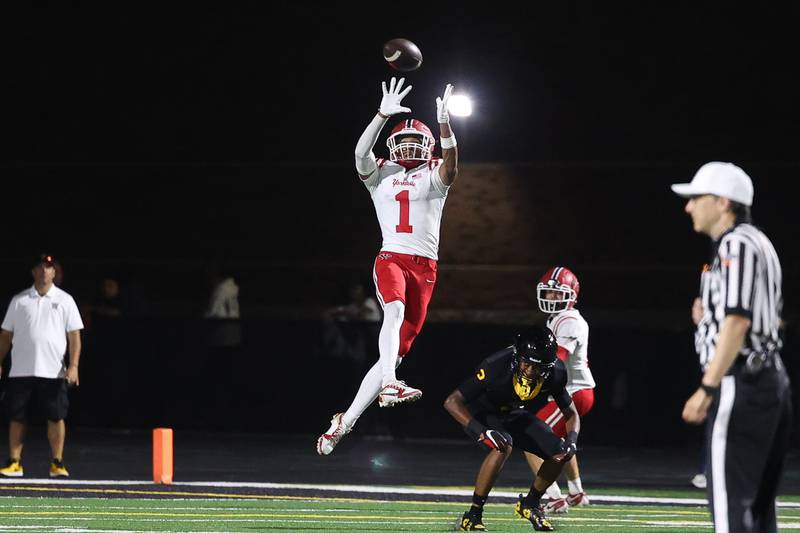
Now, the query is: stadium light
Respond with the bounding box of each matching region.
[448,94,473,117]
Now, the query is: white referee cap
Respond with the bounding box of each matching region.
[671,162,754,206]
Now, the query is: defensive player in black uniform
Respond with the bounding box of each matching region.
[444,325,580,531]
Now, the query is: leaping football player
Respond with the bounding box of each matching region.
[317,77,458,455]
[525,266,596,513]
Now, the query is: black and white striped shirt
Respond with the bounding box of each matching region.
[695,223,783,369]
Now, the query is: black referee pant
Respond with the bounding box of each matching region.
[706,356,792,533]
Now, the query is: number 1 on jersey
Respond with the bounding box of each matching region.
[395,190,413,233]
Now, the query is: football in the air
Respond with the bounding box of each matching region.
[383,38,423,71]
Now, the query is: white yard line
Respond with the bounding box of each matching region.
[1,478,799,508]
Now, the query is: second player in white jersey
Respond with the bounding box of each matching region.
[547,308,595,395]
[526,265,596,514]
[362,155,449,260]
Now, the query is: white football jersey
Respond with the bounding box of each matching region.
[546,308,595,394]
[361,158,450,260]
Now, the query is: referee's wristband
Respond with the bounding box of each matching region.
[700,383,719,397]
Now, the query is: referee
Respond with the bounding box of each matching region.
[673,162,791,533]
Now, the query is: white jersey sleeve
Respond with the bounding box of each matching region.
[1,295,19,332]
[63,294,84,332]
[359,158,384,190]
[431,160,451,198]
[361,158,450,260]
[547,309,595,394]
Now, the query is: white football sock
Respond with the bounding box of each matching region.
[545,482,563,499]
[341,357,405,429]
[342,361,383,428]
[378,300,405,386]
[568,477,584,495]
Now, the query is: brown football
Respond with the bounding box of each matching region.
[383,38,423,72]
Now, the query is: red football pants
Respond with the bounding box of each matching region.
[536,388,595,438]
[372,251,437,358]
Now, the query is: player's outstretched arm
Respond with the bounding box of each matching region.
[436,83,458,186]
[562,401,580,438]
[553,400,580,463]
[355,77,412,178]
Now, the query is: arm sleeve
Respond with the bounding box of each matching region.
[457,348,511,401]
[355,115,388,180]
[1,300,15,332]
[556,346,569,361]
[457,366,490,403]
[553,316,585,355]
[721,235,758,318]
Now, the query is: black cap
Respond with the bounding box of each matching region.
[33,253,56,268]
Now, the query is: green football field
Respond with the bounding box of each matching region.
[1,487,799,532]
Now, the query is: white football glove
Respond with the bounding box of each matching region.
[379,77,412,117]
[436,83,453,124]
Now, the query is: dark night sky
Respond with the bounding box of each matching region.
[1,3,799,454]
[3,3,799,165]
[1,3,798,311]
[2,4,799,445]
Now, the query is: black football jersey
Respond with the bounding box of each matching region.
[457,347,571,414]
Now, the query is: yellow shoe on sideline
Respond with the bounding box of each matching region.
[49,459,69,478]
[0,460,23,477]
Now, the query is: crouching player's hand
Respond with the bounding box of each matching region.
[480,429,512,453]
[553,431,578,463]
[465,419,512,453]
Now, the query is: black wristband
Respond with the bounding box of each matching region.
[700,383,719,397]
[565,431,578,447]
[465,419,487,441]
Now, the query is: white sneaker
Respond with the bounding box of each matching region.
[566,492,590,507]
[544,497,569,514]
[316,413,352,456]
[378,380,422,408]
[691,473,707,489]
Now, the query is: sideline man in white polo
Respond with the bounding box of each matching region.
[0,254,84,478]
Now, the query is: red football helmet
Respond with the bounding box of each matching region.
[537,266,580,314]
[386,119,435,162]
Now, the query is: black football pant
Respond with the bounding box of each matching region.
[706,356,792,533]
[470,407,564,459]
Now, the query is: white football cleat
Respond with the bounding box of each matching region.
[566,492,590,507]
[316,413,352,456]
[544,497,569,514]
[378,380,422,408]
